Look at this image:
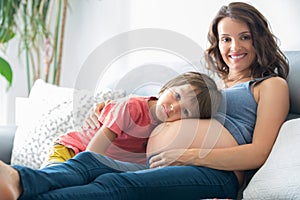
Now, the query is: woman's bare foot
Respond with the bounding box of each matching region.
[0,160,22,200]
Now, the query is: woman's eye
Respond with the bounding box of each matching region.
[220,37,231,43]
[241,35,251,40]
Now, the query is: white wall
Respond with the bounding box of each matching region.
[1,0,300,125]
[129,0,300,50]
[1,0,131,124]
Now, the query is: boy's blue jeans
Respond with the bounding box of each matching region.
[14,151,239,200]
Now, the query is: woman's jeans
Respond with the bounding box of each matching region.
[14,152,239,200]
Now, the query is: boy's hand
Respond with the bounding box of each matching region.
[82,100,110,129]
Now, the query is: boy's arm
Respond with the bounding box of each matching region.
[83,101,108,130]
[86,126,117,155]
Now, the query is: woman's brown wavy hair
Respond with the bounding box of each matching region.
[205,2,289,80]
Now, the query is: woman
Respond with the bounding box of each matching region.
[0,2,289,199]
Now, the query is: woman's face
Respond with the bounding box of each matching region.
[217,17,256,73]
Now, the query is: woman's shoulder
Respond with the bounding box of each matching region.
[259,76,288,89]
[252,76,288,103]
[254,76,289,101]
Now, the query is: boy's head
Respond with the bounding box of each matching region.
[156,72,221,121]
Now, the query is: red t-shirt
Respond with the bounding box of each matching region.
[57,96,159,164]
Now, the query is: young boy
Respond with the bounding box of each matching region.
[46,72,221,165]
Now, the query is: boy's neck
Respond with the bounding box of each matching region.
[148,99,160,122]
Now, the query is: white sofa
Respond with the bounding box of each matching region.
[0,51,299,199]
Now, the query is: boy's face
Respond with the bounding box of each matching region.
[156,84,200,122]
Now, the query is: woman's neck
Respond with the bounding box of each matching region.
[224,70,252,88]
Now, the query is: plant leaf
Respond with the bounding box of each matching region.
[0,56,13,89]
[0,28,16,43]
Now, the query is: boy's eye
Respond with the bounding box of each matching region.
[175,92,181,100]
[182,108,189,117]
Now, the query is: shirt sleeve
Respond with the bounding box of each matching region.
[98,97,145,137]
[56,128,98,154]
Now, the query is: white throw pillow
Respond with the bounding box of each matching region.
[11,79,126,169]
[243,118,300,199]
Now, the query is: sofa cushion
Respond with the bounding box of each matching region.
[0,125,16,164]
[285,51,300,118]
[243,118,300,199]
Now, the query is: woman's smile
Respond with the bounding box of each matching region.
[229,52,247,60]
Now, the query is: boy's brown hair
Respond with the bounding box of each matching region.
[159,72,221,119]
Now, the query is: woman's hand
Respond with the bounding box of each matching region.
[82,100,110,129]
[149,149,194,168]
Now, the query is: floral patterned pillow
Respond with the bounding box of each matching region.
[11,86,125,169]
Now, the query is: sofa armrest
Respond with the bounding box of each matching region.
[0,125,17,164]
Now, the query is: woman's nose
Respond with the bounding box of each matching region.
[231,39,241,51]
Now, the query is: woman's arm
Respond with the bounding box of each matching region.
[86,126,117,155]
[149,77,289,170]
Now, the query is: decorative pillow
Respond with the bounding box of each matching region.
[11,80,126,169]
[243,118,300,199]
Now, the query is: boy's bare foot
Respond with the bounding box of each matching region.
[0,161,22,200]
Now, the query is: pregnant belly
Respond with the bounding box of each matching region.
[146,118,238,158]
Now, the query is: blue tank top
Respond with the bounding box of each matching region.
[214,77,269,145]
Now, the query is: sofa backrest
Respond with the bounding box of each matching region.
[285,51,300,120]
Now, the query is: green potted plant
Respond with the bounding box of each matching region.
[0,0,68,93]
[0,57,13,90]
[0,0,19,90]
